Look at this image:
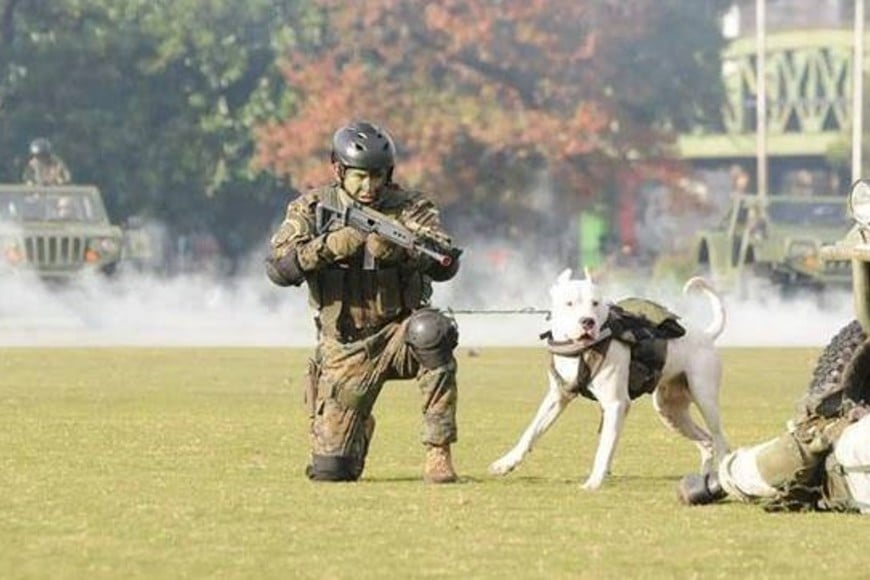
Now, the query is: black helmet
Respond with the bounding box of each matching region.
[331,121,396,171]
[29,138,52,157]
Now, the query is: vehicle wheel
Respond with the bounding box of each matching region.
[807,320,867,398]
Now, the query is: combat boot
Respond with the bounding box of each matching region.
[423,444,457,484]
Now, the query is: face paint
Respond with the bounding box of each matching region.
[342,168,388,203]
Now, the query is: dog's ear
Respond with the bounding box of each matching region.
[556,268,572,285]
[583,266,596,283]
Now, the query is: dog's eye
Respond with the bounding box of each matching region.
[592,300,599,307]
[566,300,574,307]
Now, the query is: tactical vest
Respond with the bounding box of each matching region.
[545,298,686,400]
[306,186,431,342]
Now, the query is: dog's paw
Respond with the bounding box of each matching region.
[488,458,517,476]
[700,458,715,475]
[581,476,604,491]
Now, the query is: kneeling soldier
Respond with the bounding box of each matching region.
[266,121,462,483]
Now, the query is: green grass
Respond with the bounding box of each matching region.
[0,347,862,579]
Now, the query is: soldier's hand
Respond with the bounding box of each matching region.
[366,233,403,261]
[325,227,366,259]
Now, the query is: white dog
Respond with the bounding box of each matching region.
[489,268,730,490]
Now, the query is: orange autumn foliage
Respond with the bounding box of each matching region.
[254,1,724,204]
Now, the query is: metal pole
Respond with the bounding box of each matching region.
[853,0,865,184]
[756,0,768,198]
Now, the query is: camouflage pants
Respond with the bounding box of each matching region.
[309,318,458,463]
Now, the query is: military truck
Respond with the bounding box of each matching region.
[0,184,123,280]
[695,193,852,294]
[809,179,870,405]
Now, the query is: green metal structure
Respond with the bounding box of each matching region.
[680,29,860,162]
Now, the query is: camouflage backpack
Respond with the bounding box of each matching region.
[609,298,686,399]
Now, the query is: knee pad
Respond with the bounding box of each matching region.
[307,454,361,482]
[405,308,458,369]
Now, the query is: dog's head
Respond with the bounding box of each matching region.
[549,268,608,344]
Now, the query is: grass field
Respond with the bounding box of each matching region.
[0,346,865,579]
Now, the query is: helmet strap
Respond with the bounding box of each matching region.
[332,160,346,182]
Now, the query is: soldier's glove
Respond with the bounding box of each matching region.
[325,227,366,259]
[366,233,404,262]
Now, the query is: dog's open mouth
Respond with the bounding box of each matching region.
[576,331,597,344]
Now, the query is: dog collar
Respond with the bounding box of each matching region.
[540,328,612,357]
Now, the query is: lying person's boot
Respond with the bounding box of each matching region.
[677,472,726,505]
[423,444,458,484]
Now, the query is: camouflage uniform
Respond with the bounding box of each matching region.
[711,407,870,512]
[269,182,459,480]
[679,400,870,513]
[22,156,72,186]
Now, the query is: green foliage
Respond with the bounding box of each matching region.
[0,0,306,253]
[1,346,866,579]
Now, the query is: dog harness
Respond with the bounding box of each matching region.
[541,299,686,401]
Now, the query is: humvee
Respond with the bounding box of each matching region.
[695,193,852,293]
[0,184,123,280]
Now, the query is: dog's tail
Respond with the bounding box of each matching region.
[682,276,726,340]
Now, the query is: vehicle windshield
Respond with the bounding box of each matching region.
[0,191,106,224]
[765,200,847,227]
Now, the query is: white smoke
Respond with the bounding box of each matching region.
[435,257,854,348]
[0,267,314,347]
[0,183,854,347]
[0,243,854,348]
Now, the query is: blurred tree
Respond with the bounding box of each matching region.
[0,0,311,260]
[255,0,731,213]
[0,0,731,266]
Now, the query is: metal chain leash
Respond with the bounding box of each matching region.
[445,307,551,318]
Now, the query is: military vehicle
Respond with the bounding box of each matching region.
[695,193,852,294]
[0,184,123,280]
[809,179,870,405]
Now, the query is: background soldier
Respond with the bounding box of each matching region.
[53,195,78,220]
[22,137,71,186]
[266,120,462,483]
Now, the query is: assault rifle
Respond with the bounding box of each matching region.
[316,199,460,267]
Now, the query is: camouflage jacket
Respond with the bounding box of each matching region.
[22,157,72,186]
[270,183,458,341]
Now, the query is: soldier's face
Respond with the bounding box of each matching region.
[342,168,388,204]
